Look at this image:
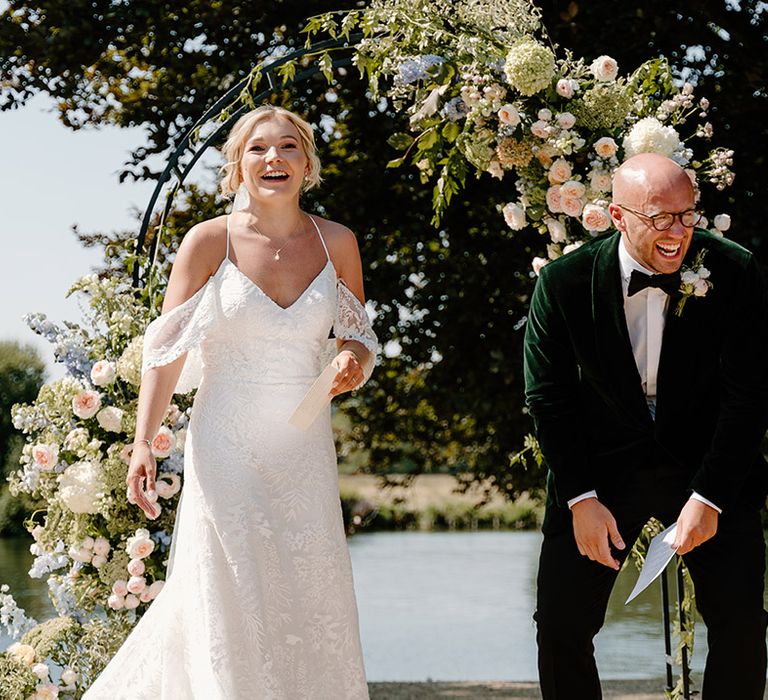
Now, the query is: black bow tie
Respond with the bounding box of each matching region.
[627,269,681,297]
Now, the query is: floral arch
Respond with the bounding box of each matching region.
[1,0,732,697]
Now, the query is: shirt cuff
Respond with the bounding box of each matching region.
[567,490,598,509]
[690,491,722,513]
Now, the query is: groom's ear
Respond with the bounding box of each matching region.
[608,203,625,231]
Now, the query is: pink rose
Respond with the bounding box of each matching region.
[107,593,124,610]
[127,575,146,595]
[91,554,107,568]
[556,112,576,130]
[112,579,128,597]
[123,594,140,610]
[590,55,618,82]
[151,427,176,459]
[548,158,572,185]
[694,279,710,297]
[127,558,146,577]
[148,580,165,600]
[561,196,585,218]
[32,444,59,472]
[72,390,101,419]
[582,204,612,232]
[140,588,154,603]
[90,360,116,387]
[556,78,576,98]
[546,186,562,213]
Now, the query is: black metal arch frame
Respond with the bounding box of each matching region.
[132,34,362,289]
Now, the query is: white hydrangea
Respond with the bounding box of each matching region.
[58,461,105,514]
[622,117,681,159]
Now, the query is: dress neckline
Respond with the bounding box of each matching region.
[221,213,335,311]
[222,257,335,311]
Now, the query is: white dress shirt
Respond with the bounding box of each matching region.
[567,238,721,513]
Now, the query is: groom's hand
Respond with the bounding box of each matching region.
[571,498,625,570]
[673,499,719,555]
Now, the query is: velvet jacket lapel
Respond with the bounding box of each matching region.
[591,233,654,428]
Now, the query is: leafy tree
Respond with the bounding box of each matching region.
[2,1,765,498]
[0,341,46,534]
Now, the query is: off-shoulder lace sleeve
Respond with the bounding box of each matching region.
[333,281,378,384]
[141,279,221,394]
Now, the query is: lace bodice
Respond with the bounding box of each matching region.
[141,215,378,393]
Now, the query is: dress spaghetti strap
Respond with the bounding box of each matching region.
[307,215,330,263]
[225,215,232,262]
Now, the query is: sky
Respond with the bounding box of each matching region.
[0,96,172,380]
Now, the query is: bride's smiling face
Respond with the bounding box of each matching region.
[240,116,310,202]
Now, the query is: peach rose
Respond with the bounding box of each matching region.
[548,158,572,185]
[594,136,618,158]
[589,169,612,193]
[497,103,520,127]
[151,427,176,459]
[72,390,101,419]
[545,218,567,243]
[582,204,612,232]
[126,529,155,559]
[560,180,586,199]
[112,579,128,597]
[530,120,551,138]
[107,593,125,610]
[545,186,563,213]
[156,473,181,499]
[124,594,140,610]
[532,257,549,276]
[561,196,585,218]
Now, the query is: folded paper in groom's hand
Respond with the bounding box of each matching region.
[625,524,678,605]
[288,365,338,431]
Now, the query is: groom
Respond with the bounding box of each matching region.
[524,153,768,699]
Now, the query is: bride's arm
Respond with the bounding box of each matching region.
[127,220,223,518]
[325,223,374,396]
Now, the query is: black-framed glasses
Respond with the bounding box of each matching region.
[617,204,701,231]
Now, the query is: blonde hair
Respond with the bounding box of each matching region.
[219,105,322,196]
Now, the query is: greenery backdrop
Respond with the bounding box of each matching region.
[2,0,765,500]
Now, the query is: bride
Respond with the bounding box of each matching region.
[84,105,377,699]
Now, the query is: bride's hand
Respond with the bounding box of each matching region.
[126,442,160,520]
[330,350,364,396]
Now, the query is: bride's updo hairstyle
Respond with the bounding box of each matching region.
[220,105,323,196]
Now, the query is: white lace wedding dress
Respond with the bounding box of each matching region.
[85,215,376,700]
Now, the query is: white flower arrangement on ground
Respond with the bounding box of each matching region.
[1,272,189,692]
[299,0,736,275]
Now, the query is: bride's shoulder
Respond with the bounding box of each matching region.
[175,216,229,273]
[310,215,359,257]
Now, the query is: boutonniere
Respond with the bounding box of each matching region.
[675,249,712,316]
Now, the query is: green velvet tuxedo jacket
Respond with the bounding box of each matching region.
[524,229,768,514]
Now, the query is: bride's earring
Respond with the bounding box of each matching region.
[232,182,250,212]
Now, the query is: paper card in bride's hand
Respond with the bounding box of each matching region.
[625,524,678,605]
[288,365,338,431]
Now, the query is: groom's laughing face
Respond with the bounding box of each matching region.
[609,154,697,275]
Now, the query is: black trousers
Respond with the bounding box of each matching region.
[536,465,768,700]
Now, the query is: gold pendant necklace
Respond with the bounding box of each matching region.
[247,214,306,261]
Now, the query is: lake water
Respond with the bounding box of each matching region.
[1,531,712,681]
